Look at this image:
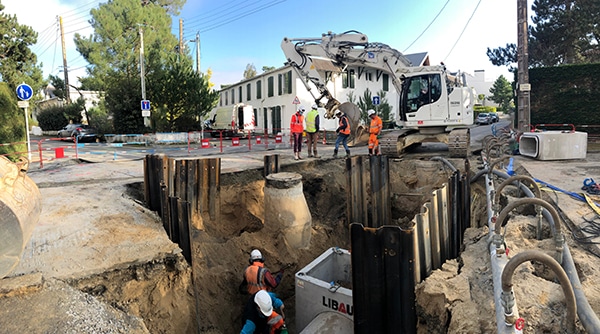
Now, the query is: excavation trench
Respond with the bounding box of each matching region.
[138,155,462,333]
[0,153,600,333]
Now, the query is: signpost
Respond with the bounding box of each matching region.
[16,83,33,161]
[141,99,151,117]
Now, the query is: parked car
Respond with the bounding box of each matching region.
[57,123,98,142]
[488,112,499,123]
[476,113,492,125]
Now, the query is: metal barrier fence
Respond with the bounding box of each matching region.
[1,127,334,168]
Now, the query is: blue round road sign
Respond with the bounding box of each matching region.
[16,83,33,101]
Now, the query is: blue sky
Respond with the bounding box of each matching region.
[3,0,531,88]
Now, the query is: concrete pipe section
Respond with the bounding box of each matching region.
[264,172,312,249]
[0,156,42,279]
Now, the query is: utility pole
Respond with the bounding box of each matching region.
[517,0,530,132]
[190,31,201,73]
[179,19,184,59]
[59,16,71,104]
[139,26,150,127]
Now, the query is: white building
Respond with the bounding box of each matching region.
[465,70,498,107]
[210,53,431,136]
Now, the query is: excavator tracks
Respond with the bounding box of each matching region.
[379,129,415,157]
[379,128,470,158]
[447,128,470,158]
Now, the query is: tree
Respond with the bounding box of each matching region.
[148,55,219,132]
[487,0,600,70]
[73,0,185,133]
[489,75,513,111]
[0,3,43,96]
[0,83,26,158]
[262,66,276,73]
[244,64,257,79]
[47,75,66,99]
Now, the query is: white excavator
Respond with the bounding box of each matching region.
[281,30,474,157]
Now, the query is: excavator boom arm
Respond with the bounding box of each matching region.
[281,31,413,118]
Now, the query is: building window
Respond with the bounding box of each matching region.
[225,91,228,105]
[382,74,389,92]
[246,84,251,101]
[278,74,283,95]
[268,76,274,97]
[238,86,242,103]
[284,70,292,94]
[231,89,235,104]
[220,93,223,106]
[342,69,356,89]
[256,81,262,99]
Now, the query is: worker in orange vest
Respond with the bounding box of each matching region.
[239,249,283,295]
[241,290,287,334]
[290,106,305,160]
[333,110,351,158]
[367,109,383,156]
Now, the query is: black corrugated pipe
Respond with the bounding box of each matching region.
[430,156,457,173]
[491,170,600,333]
[501,250,576,334]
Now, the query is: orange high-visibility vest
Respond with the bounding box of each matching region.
[338,115,350,135]
[244,263,267,294]
[370,115,382,135]
[290,113,304,134]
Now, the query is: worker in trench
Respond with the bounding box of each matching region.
[239,250,287,333]
[239,249,284,295]
[241,290,287,334]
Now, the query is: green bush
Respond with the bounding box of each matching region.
[37,106,68,131]
[0,82,27,159]
[474,105,497,113]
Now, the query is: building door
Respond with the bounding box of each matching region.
[263,107,268,134]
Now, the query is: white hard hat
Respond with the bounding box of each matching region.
[368,109,376,116]
[254,290,273,317]
[298,106,305,112]
[250,249,264,262]
[311,104,318,110]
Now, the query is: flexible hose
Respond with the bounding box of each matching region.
[491,170,600,332]
[487,157,510,178]
[495,197,562,236]
[501,250,576,334]
[494,175,542,205]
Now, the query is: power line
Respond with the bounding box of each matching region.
[183,0,258,26]
[403,0,450,53]
[60,0,99,20]
[443,0,482,61]
[182,0,286,40]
